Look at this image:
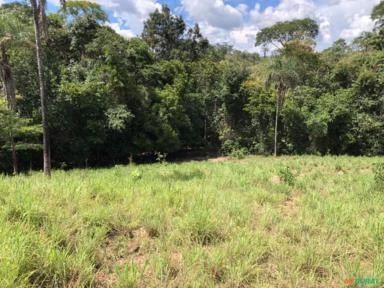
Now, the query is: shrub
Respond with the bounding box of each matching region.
[229,148,248,160]
[278,166,295,186]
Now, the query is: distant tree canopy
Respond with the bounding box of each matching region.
[255,18,319,49]
[0,2,384,173]
[371,0,384,28]
[142,5,186,60]
[60,0,107,21]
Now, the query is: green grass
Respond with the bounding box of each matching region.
[0,156,383,287]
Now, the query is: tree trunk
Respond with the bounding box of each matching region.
[274,93,279,157]
[1,47,18,174]
[38,0,48,39]
[1,48,16,110]
[10,135,18,174]
[31,0,51,177]
[274,82,286,157]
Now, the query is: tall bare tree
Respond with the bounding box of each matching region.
[29,0,64,176]
[30,0,51,176]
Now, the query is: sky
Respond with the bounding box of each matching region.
[3,0,381,52]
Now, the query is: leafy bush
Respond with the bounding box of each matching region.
[221,139,240,155]
[221,139,248,159]
[278,166,295,186]
[229,148,248,160]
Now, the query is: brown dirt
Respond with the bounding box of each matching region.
[271,175,282,184]
[281,191,300,217]
[94,226,159,287]
[209,157,229,163]
[95,272,117,288]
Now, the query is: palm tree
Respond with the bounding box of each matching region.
[29,0,66,176]
[266,56,300,156]
[0,5,32,174]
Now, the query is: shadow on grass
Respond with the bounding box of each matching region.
[162,169,205,182]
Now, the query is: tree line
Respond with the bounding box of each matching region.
[1,1,384,174]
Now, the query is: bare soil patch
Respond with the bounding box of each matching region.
[94,226,159,287]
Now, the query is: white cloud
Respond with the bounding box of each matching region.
[181,0,245,29]
[340,15,373,39]
[106,22,135,38]
[315,0,379,49]
[92,0,161,38]
[49,0,161,38]
[250,0,316,28]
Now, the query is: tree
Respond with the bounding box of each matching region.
[371,1,384,29]
[255,18,319,51]
[0,4,32,174]
[256,19,319,156]
[0,103,42,173]
[353,32,380,51]
[182,24,209,61]
[142,5,186,60]
[60,0,107,60]
[266,56,301,156]
[60,0,107,21]
[30,0,66,176]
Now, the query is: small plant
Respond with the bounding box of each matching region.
[130,169,142,181]
[374,163,384,190]
[278,166,295,186]
[155,152,168,164]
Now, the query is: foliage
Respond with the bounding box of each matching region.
[0,106,42,152]
[277,165,295,186]
[60,0,107,22]
[229,147,248,159]
[1,3,384,172]
[142,5,185,60]
[371,1,384,29]
[255,18,319,49]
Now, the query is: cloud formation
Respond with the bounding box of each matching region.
[180,0,245,29]
[46,0,381,52]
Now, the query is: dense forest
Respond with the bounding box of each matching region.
[1,1,384,173]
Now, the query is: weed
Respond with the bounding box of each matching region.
[278,166,295,186]
[130,169,142,181]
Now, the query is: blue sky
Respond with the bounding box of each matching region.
[2,0,380,51]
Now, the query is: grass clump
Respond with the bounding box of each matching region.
[278,166,295,186]
[374,162,384,190]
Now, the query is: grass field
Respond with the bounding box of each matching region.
[0,156,383,287]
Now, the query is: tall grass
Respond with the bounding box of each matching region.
[0,156,383,287]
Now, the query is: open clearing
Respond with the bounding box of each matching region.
[0,156,383,287]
